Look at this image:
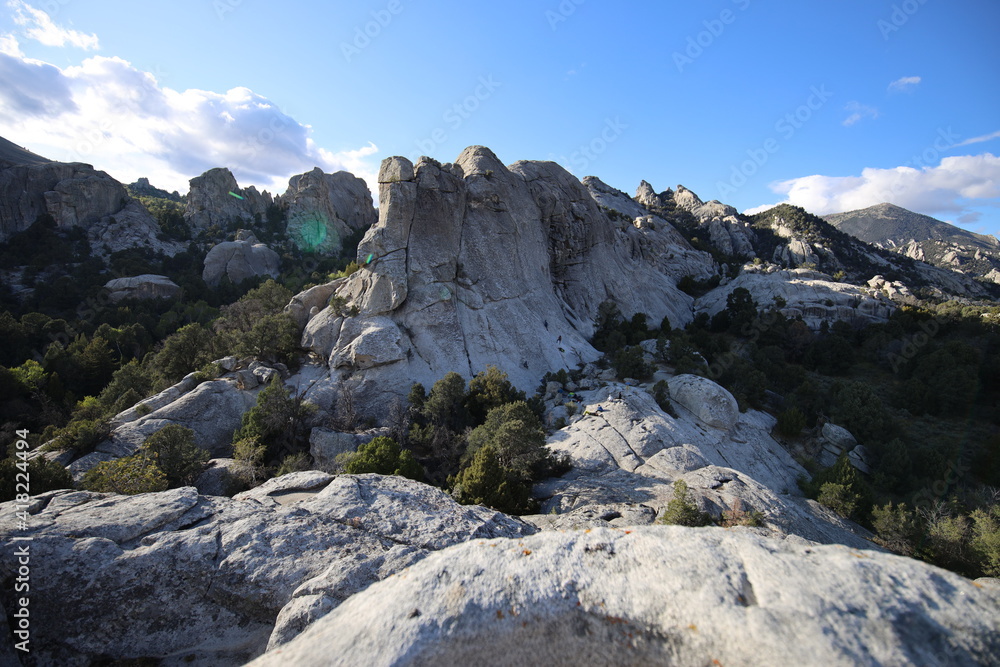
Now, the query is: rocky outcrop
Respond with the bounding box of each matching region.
[0,475,535,666]
[0,157,124,241]
[104,274,182,302]
[583,176,717,281]
[86,198,185,257]
[535,381,875,548]
[184,167,272,230]
[202,230,281,286]
[279,168,376,254]
[250,526,1000,667]
[696,266,896,330]
[671,183,757,258]
[299,148,700,416]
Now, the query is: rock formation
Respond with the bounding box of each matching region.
[104,274,182,302]
[298,148,700,414]
[202,230,281,286]
[279,168,377,254]
[532,379,875,549]
[695,266,896,330]
[0,475,534,665]
[184,167,272,230]
[250,526,1000,667]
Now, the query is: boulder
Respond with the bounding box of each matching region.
[249,527,1000,667]
[666,374,739,430]
[280,168,377,254]
[94,378,261,468]
[87,199,185,257]
[202,232,281,286]
[0,476,535,665]
[104,274,182,302]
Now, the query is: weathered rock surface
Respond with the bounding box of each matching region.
[583,176,717,281]
[279,168,377,254]
[104,274,182,302]
[0,144,177,258]
[666,374,739,430]
[0,475,535,666]
[537,383,876,549]
[202,230,281,286]
[301,148,700,416]
[184,167,272,230]
[66,378,263,479]
[86,198,185,257]
[251,526,1000,667]
[696,266,896,330]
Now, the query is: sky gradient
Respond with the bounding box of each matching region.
[1,0,998,234]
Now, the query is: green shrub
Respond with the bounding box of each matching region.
[276,452,312,477]
[0,456,73,501]
[871,502,918,556]
[82,456,169,495]
[659,480,713,526]
[451,444,533,515]
[718,498,765,527]
[340,436,424,481]
[776,408,806,437]
[612,346,653,380]
[139,425,209,487]
[652,380,678,417]
[971,506,1000,577]
[817,482,860,519]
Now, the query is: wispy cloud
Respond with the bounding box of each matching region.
[888,75,921,92]
[842,101,879,126]
[954,130,1000,147]
[8,0,99,50]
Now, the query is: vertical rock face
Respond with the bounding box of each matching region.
[184,167,272,230]
[279,168,377,254]
[0,159,129,242]
[303,147,700,412]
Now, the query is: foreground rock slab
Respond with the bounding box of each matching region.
[0,475,534,666]
[251,526,1000,667]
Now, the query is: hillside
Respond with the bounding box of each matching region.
[826,203,1000,283]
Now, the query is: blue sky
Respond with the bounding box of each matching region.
[1,0,998,234]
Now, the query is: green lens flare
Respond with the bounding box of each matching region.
[228,191,244,200]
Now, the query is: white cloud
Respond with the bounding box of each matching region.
[8,1,99,50]
[842,101,879,127]
[888,76,921,92]
[955,130,1000,147]
[759,153,1000,216]
[0,52,381,195]
[0,33,23,56]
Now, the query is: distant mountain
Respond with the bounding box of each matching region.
[824,203,1000,283]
